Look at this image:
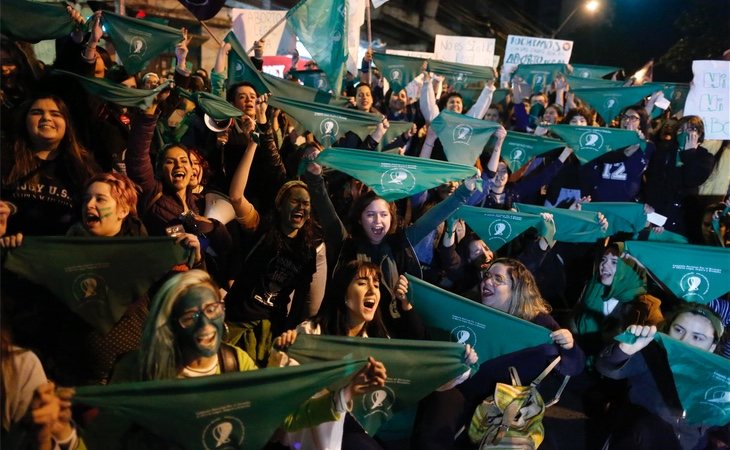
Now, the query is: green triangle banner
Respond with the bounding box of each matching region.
[644,228,689,244]
[4,237,189,334]
[286,0,348,92]
[263,71,351,107]
[53,70,172,109]
[430,110,501,166]
[515,203,608,243]
[0,0,75,43]
[377,120,416,152]
[75,359,365,450]
[315,147,477,201]
[571,85,657,123]
[373,52,427,92]
[624,241,730,304]
[570,64,622,79]
[501,131,565,172]
[178,88,243,121]
[289,69,331,91]
[286,334,469,435]
[454,206,554,252]
[224,31,271,95]
[548,125,645,164]
[564,75,625,90]
[512,63,569,92]
[581,202,647,236]
[427,59,495,92]
[268,96,381,147]
[646,82,689,118]
[615,331,730,427]
[102,11,183,74]
[406,275,553,365]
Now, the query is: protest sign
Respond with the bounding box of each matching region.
[434,35,496,68]
[684,60,730,140]
[502,35,573,87]
[386,49,434,59]
[231,9,296,56]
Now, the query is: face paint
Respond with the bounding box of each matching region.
[172,285,224,360]
[98,206,114,219]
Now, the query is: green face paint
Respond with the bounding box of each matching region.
[99,206,114,219]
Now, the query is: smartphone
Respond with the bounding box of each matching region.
[165,224,185,237]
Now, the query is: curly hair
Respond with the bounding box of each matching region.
[139,270,220,381]
[487,258,551,321]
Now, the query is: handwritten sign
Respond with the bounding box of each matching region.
[502,35,573,86]
[684,60,730,140]
[387,49,434,60]
[434,35,496,67]
[231,9,296,56]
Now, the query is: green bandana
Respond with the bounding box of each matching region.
[102,11,183,74]
[268,96,381,147]
[500,131,565,172]
[427,59,495,92]
[512,63,569,92]
[289,69,331,91]
[646,82,689,119]
[286,334,470,435]
[263,71,351,107]
[406,275,553,365]
[571,85,657,123]
[515,203,608,243]
[0,0,74,42]
[548,125,645,164]
[178,88,243,121]
[373,52,427,92]
[564,75,625,90]
[430,110,501,166]
[624,241,730,304]
[315,147,477,201]
[644,228,689,244]
[377,120,415,152]
[224,31,271,95]
[75,359,365,450]
[615,331,730,426]
[570,64,622,79]
[454,206,555,252]
[286,0,348,92]
[4,237,189,334]
[581,202,647,235]
[52,70,172,109]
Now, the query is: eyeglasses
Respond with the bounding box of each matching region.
[177,301,225,329]
[621,115,640,122]
[480,271,511,286]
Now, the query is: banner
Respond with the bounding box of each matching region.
[646,82,689,119]
[289,69,331,91]
[571,85,658,123]
[225,32,271,95]
[373,52,427,93]
[500,131,565,172]
[548,125,645,164]
[0,0,74,43]
[386,49,434,60]
[570,64,622,79]
[683,60,730,140]
[178,89,243,121]
[515,203,608,243]
[512,63,569,93]
[434,35,496,68]
[430,110,501,166]
[346,0,367,75]
[580,202,648,236]
[564,75,624,90]
[102,11,183,74]
[454,206,553,252]
[4,237,189,334]
[76,360,365,450]
[286,334,469,435]
[53,70,171,109]
[615,331,730,426]
[177,0,225,21]
[502,35,573,86]
[315,147,477,201]
[406,275,553,365]
[287,0,348,93]
[624,241,730,304]
[427,59,495,92]
[231,9,296,56]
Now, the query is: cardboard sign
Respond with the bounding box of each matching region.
[231,9,296,56]
[502,35,573,86]
[434,34,496,68]
[684,60,730,140]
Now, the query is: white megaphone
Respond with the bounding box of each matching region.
[203,114,233,133]
[204,191,236,225]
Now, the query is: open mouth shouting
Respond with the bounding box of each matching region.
[196,329,218,350]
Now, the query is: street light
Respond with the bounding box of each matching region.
[552,0,601,38]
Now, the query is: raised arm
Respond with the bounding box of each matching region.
[466,77,497,120]
[228,115,260,232]
[419,72,441,124]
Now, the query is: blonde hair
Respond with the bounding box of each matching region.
[489,258,551,321]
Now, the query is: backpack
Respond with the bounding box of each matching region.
[467,356,569,450]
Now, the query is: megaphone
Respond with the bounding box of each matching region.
[204,191,236,225]
[204,114,233,133]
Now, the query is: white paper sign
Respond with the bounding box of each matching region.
[371,0,389,7]
[434,35,496,67]
[386,49,434,60]
[684,60,730,140]
[502,35,573,85]
[231,9,296,56]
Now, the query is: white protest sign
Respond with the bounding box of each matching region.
[231,9,296,56]
[684,60,730,140]
[434,35,496,67]
[502,35,573,86]
[386,49,434,60]
[372,0,389,7]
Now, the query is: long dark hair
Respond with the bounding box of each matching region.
[349,191,398,241]
[312,260,389,338]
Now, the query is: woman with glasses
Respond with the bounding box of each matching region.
[644,115,715,239]
[412,258,585,450]
[579,105,655,203]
